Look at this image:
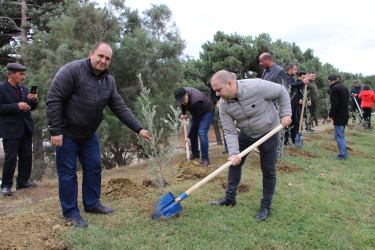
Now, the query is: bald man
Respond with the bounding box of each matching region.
[259,53,287,88]
[210,70,291,221]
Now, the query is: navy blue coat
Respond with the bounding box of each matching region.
[0,80,38,139]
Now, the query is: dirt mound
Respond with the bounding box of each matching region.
[0,212,69,249]
[101,178,152,199]
[284,147,321,158]
[277,163,302,172]
[220,180,253,193]
[175,160,218,180]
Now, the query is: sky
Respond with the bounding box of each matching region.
[96,0,375,76]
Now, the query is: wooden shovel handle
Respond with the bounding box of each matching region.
[298,83,308,134]
[183,124,284,197]
[183,119,190,160]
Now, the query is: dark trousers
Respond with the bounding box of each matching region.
[291,104,302,144]
[305,103,316,130]
[1,129,33,188]
[225,131,278,209]
[56,133,102,219]
[363,108,372,129]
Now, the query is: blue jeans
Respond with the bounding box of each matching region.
[334,125,347,159]
[190,111,215,161]
[56,133,102,219]
[225,131,278,209]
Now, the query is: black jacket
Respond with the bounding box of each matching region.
[329,81,349,126]
[46,58,142,141]
[0,80,38,139]
[290,80,304,105]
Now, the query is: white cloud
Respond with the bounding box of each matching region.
[97,0,375,76]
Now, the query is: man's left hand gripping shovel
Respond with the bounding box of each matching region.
[151,124,284,219]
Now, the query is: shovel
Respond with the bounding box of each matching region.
[151,123,284,219]
[353,96,363,119]
[295,82,308,148]
[183,118,190,161]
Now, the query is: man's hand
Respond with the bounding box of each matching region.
[281,116,292,128]
[27,91,38,102]
[51,135,63,147]
[184,137,190,144]
[139,129,153,141]
[298,99,303,105]
[228,155,241,166]
[327,117,333,123]
[18,102,31,112]
[180,114,186,119]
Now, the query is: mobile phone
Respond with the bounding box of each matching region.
[30,85,37,94]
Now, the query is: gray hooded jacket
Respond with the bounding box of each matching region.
[219,79,291,156]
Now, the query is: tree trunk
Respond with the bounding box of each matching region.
[20,0,27,43]
[212,120,222,145]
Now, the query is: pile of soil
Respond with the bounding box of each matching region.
[277,162,302,172]
[174,160,219,180]
[220,180,253,193]
[0,212,68,249]
[101,178,152,199]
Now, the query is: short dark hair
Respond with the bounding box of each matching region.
[286,64,296,71]
[363,84,370,90]
[309,71,315,74]
[328,74,339,81]
[91,42,112,53]
[297,71,306,77]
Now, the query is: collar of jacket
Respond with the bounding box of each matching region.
[226,80,243,102]
[86,57,110,77]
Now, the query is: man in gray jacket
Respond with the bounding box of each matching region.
[210,70,292,221]
[47,42,152,227]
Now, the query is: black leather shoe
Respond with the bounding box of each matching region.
[2,187,12,196]
[85,204,114,214]
[16,182,37,190]
[68,215,88,227]
[255,207,270,221]
[210,197,236,206]
[190,154,200,160]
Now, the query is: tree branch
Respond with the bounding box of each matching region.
[0,16,21,30]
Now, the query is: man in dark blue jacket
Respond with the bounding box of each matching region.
[175,87,215,167]
[350,80,362,124]
[47,42,152,227]
[0,63,38,196]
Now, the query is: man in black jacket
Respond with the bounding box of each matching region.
[47,42,152,227]
[284,64,297,146]
[0,63,38,196]
[327,74,349,160]
[290,71,309,144]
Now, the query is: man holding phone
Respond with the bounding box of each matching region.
[0,63,38,196]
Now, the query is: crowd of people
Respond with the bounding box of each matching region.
[1,43,374,225]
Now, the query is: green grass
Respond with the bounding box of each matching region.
[60,125,375,249]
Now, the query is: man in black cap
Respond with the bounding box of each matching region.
[174,87,215,167]
[0,63,38,196]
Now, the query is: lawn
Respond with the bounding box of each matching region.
[0,123,374,249]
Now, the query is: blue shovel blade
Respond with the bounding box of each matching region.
[151,192,183,219]
[295,133,303,148]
